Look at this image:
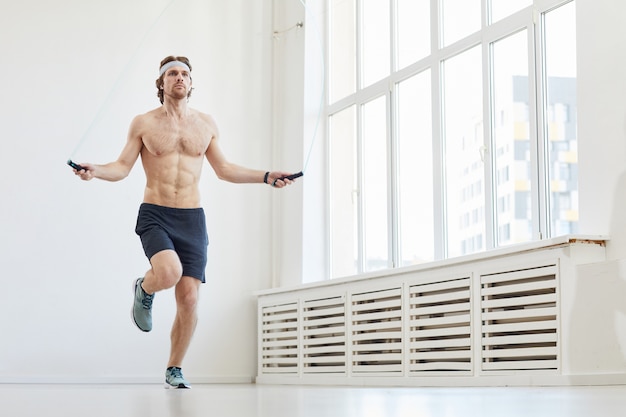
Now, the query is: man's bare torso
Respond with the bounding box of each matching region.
[137,107,215,209]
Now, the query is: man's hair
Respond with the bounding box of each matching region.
[156,56,193,104]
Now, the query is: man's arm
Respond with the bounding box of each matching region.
[205,135,295,187]
[74,116,144,182]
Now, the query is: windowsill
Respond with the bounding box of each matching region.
[258,234,609,296]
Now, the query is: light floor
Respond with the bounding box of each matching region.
[2,383,626,417]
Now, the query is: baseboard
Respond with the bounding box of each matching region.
[255,373,626,387]
[5,373,625,387]
[0,375,254,385]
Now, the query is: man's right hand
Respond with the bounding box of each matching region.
[72,162,95,181]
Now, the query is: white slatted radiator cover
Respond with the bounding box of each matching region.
[258,237,607,385]
[260,302,299,373]
[351,288,403,374]
[409,277,472,374]
[259,265,559,378]
[480,263,559,372]
[302,297,346,374]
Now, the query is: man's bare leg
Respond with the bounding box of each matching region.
[142,250,184,294]
[168,276,201,368]
[133,252,200,388]
[132,249,184,333]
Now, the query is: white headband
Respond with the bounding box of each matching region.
[159,60,191,76]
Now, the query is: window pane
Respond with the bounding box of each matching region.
[397,70,434,265]
[443,46,484,257]
[362,96,389,271]
[441,0,481,47]
[330,106,358,277]
[492,30,532,245]
[362,0,390,87]
[396,0,430,69]
[544,2,578,236]
[490,0,532,24]
[330,0,356,103]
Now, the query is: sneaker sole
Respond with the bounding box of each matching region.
[164,382,191,389]
[131,278,151,332]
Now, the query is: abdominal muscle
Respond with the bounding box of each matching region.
[141,150,205,209]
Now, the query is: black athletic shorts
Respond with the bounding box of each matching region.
[135,203,209,283]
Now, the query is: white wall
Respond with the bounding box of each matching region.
[269,0,305,288]
[0,0,277,383]
[577,0,626,257]
[573,0,626,376]
[271,0,328,286]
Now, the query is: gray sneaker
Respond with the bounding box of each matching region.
[164,367,191,389]
[132,277,154,332]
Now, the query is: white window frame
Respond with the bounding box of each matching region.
[324,0,576,278]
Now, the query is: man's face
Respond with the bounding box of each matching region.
[162,66,192,100]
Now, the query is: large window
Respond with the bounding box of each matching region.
[327,0,577,278]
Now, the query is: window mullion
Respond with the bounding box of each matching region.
[356,0,364,91]
[389,0,399,268]
[483,39,497,250]
[532,7,550,239]
[388,85,399,269]
[432,0,445,261]
[482,0,493,252]
[390,0,398,73]
[355,0,364,273]
[355,102,367,274]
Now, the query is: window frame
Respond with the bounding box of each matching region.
[325,0,576,278]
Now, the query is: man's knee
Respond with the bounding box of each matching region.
[176,278,200,311]
[150,250,183,289]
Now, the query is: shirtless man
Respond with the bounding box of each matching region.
[73,56,296,389]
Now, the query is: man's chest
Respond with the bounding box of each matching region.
[142,123,211,157]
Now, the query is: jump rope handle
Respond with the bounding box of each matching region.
[67,159,86,171]
[280,171,304,181]
[272,171,303,187]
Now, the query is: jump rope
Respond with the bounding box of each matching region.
[67,0,325,184]
[67,0,176,171]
